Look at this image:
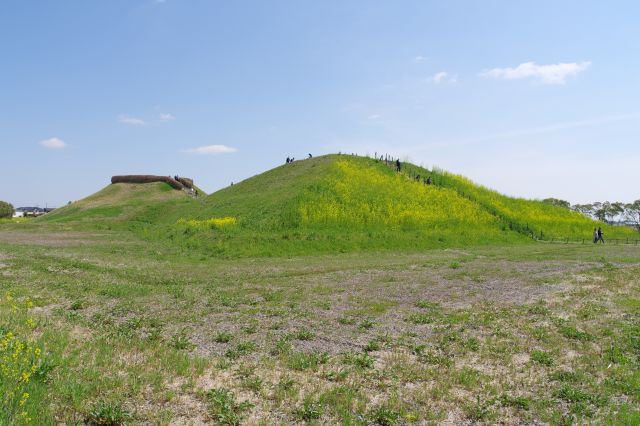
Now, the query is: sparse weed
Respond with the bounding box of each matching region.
[226,341,256,359]
[464,395,494,421]
[207,388,252,425]
[70,300,84,311]
[214,331,233,343]
[338,316,357,325]
[286,351,329,371]
[343,352,374,369]
[364,340,381,352]
[86,400,132,425]
[530,350,554,366]
[294,398,323,421]
[170,332,194,351]
[241,375,263,393]
[500,394,530,411]
[463,337,480,352]
[560,326,593,341]
[359,318,375,330]
[294,328,315,341]
[368,405,401,425]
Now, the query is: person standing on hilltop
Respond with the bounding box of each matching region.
[395,159,401,172]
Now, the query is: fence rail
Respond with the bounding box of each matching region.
[539,237,640,245]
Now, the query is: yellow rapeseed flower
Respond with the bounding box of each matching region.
[25,318,36,329]
[176,217,237,229]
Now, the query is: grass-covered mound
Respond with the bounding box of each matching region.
[39,182,199,227]
[146,156,522,255]
[159,154,635,255]
[28,154,635,256]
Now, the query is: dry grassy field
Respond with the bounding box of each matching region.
[1,228,639,424]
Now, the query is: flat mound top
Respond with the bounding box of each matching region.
[82,182,187,207]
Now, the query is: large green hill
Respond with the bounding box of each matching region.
[32,154,636,255]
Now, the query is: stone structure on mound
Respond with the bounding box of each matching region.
[111,175,194,191]
[175,177,193,189]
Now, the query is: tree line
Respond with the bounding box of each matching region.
[542,198,640,231]
[0,201,13,218]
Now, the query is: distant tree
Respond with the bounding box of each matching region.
[624,200,640,232]
[0,201,14,218]
[572,203,594,218]
[542,198,571,209]
[609,202,625,223]
[592,202,609,222]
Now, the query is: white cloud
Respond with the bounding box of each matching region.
[159,113,175,121]
[118,115,146,125]
[481,61,591,84]
[413,55,426,63]
[431,71,457,84]
[367,114,381,120]
[39,137,67,149]
[183,145,237,154]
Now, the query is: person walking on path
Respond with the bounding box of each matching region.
[593,228,598,243]
[597,227,605,243]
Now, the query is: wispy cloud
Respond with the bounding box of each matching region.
[481,61,591,84]
[159,113,175,122]
[367,114,381,120]
[118,115,146,126]
[183,145,237,155]
[413,55,426,63]
[438,112,640,147]
[431,71,457,84]
[39,137,67,149]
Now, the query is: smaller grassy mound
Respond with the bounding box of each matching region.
[39,182,196,227]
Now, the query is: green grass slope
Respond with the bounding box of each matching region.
[39,182,198,227]
[399,162,636,240]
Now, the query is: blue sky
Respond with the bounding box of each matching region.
[1,1,639,207]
